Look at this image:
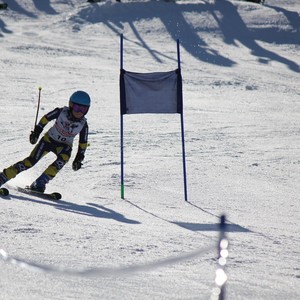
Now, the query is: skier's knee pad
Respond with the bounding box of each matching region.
[54,159,66,170]
[4,161,27,179]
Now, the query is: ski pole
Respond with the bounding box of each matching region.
[33,87,42,129]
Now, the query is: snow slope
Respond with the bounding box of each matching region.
[0,0,299,299]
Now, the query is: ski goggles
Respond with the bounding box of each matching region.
[72,103,89,114]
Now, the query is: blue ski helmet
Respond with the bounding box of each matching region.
[69,91,91,107]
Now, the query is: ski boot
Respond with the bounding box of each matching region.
[0,172,8,187]
[30,174,50,193]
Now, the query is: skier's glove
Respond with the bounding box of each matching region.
[29,126,43,145]
[72,160,82,171]
[72,153,84,171]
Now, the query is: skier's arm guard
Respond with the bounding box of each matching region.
[72,122,88,171]
[29,108,62,145]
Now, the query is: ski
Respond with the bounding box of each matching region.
[17,186,62,201]
[0,187,9,196]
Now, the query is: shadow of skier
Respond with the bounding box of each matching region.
[12,194,140,224]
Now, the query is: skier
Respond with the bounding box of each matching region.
[0,90,90,193]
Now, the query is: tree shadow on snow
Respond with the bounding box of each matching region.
[2,1,298,70]
[2,0,36,18]
[4,0,57,16]
[212,0,300,72]
[264,3,300,45]
[0,18,13,37]
[83,1,235,67]
[80,0,299,72]
[32,0,57,15]
[12,194,140,224]
[0,0,57,37]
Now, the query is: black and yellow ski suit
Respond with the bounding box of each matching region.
[2,106,88,184]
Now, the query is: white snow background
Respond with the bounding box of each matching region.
[0,0,299,299]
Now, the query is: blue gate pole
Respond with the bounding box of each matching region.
[181,113,188,202]
[177,39,188,202]
[120,34,125,199]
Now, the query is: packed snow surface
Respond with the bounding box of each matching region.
[0,0,299,299]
